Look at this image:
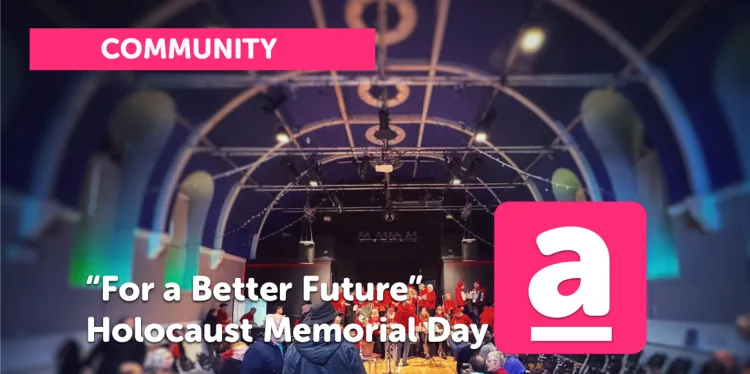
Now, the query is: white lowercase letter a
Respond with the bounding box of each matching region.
[527,226,612,342]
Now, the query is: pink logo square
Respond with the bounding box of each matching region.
[494,202,646,354]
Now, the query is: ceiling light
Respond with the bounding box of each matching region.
[309,180,319,187]
[520,27,545,53]
[474,131,488,143]
[451,177,462,185]
[275,127,290,144]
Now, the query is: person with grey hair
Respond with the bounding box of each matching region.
[478,329,497,359]
[486,351,507,373]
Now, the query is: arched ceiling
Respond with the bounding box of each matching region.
[4,0,746,257]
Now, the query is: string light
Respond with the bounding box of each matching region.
[464,188,494,215]
[257,198,327,242]
[218,164,314,239]
[469,145,614,199]
[441,208,493,247]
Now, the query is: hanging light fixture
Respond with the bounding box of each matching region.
[374,108,396,141]
[299,213,315,264]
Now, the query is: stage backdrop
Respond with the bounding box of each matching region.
[244,260,332,319]
[313,212,447,285]
[442,259,494,306]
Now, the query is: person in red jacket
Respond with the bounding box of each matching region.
[421,284,437,315]
[434,305,450,358]
[332,291,349,319]
[442,292,456,317]
[394,300,417,367]
[479,304,494,330]
[378,289,395,316]
[450,307,472,328]
[417,283,427,309]
[456,281,466,309]
[217,303,230,325]
[239,307,257,326]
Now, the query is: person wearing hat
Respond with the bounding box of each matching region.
[295,300,313,327]
[283,302,366,374]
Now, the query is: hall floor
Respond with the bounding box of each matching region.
[364,356,457,374]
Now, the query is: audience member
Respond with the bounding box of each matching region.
[217,303,231,324]
[144,346,174,374]
[82,317,146,374]
[57,339,81,374]
[503,354,526,374]
[219,342,248,374]
[486,351,508,374]
[295,301,312,327]
[241,314,284,374]
[465,354,488,374]
[478,329,497,359]
[283,302,366,373]
[202,309,221,357]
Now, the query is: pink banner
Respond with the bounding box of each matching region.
[29,28,376,71]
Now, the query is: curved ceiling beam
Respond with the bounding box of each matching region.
[158,62,596,254]
[245,152,496,259]
[391,63,602,201]
[548,0,717,229]
[212,114,543,250]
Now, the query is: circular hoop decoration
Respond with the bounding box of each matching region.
[365,124,406,145]
[344,0,418,46]
[358,81,410,108]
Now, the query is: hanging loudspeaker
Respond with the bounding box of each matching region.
[461,238,478,261]
[299,241,315,264]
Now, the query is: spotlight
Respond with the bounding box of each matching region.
[309,180,319,187]
[451,177,462,185]
[275,127,290,144]
[323,215,332,222]
[474,131,488,142]
[520,27,545,53]
[383,210,396,222]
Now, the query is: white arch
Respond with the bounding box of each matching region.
[248,152,508,259]
[213,114,545,250]
[548,0,716,228]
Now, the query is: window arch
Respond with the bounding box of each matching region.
[164,171,214,289]
[581,89,678,279]
[68,89,176,286]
